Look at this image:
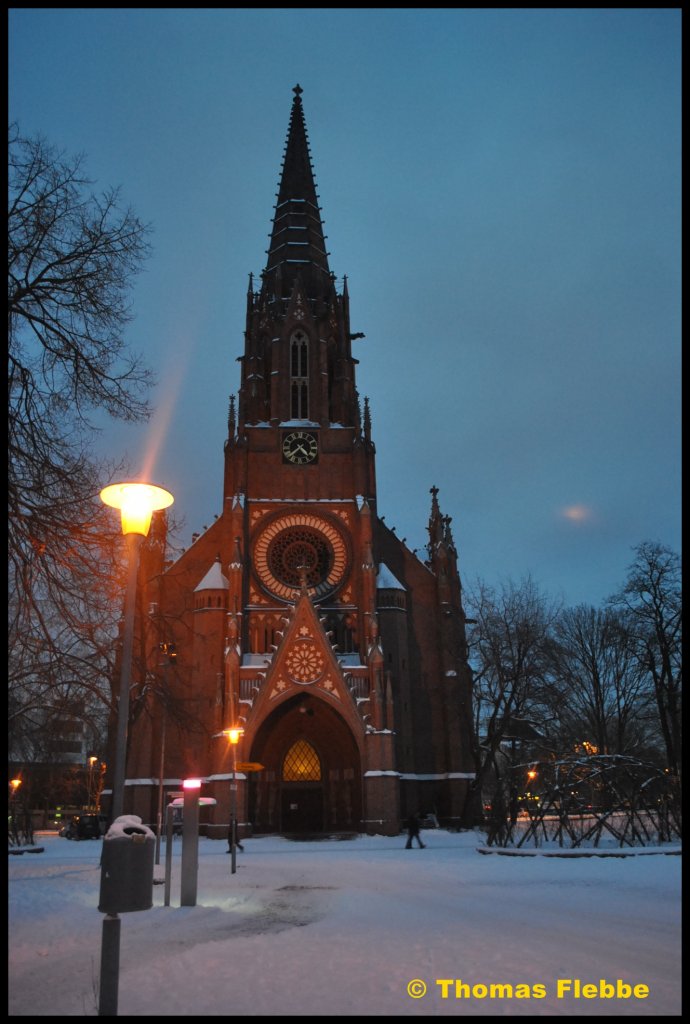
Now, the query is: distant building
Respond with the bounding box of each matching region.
[46,717,88,765]
[122,86,477,836]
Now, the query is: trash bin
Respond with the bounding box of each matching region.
[98,817,155,914]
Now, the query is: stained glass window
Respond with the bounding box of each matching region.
[283,739,321,782]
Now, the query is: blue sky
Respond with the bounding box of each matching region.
[9,8,681,609]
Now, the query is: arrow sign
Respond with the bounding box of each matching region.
[235,762,265,772]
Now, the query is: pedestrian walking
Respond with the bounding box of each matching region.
[405,812,426,849]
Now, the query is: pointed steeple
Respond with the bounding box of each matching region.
[227,393,236,439]
[363,396,372,443]
[427,485,445,553]
[263,85,332,303]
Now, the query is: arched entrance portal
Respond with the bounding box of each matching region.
[249,693,362,834]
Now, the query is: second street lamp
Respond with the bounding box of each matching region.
[155,641,177,865]
[87,756,98,811]
[223,727,244,874]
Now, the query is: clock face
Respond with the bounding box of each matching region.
[282,430,318,465]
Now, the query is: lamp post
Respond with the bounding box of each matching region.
[100,481,174,822]
[87,756,98,811]
[97,481,173,1019]
[9,779,21,846]
[223,728,244,874]
[155,642,177,865]
[95,761,106,813]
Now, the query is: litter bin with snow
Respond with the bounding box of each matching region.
[98,816,155,914]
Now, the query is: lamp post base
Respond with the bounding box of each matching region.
[98,914,121,1016]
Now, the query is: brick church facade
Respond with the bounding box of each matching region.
[123,86,477,837]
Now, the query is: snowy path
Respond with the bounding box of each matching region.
[8,832,681,1016]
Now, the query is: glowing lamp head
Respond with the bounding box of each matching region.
[182,778,202,790]
[224,728,244,745]
[527,770,537,781]
[100,481,174,537]
[10,778,21,792]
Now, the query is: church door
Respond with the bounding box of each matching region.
[281,739,324,833]
[249,694,361,834]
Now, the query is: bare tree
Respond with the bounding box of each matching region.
[8,124,154,766]
[465,576,561,830]
[8,123,153,602]
[550,605,658,759]
[609,542,682,775]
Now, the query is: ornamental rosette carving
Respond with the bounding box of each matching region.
[285,642,325,684]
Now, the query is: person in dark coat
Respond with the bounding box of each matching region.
[405,812,426,849]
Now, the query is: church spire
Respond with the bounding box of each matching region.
[263,85,332,302]
[427,485,445,552]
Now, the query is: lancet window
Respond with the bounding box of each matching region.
[290,330,309,418]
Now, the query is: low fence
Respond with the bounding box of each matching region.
[485,755,681,849]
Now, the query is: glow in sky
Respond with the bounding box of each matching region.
[560,505,593,524]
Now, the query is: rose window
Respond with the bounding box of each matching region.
[267,528,333,589]
[253,513,350,601]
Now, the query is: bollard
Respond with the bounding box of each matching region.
[180,781,201,907]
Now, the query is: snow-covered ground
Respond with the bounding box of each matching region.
[8,830,681,1016]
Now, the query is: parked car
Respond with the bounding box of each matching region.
[61,813,107,840]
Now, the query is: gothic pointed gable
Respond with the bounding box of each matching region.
[270,590,344,701]
[248,586,364,736]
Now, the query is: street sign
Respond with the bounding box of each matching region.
[236,762,265,772]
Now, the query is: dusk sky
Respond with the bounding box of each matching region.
[9,8,681,610]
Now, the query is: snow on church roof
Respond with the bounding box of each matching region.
[377,563,406,591]
[194,561,229,592]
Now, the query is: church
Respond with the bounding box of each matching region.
[124,86,477,837]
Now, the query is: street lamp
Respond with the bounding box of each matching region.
[222,727,244,874]
[87,756,98,811]
[100,481,174,822]
[97,481,173,1019]
[9,779,22,846]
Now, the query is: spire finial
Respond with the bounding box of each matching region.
[363,396,372,443]
[228,393,236,438]
[293,83,303,98]
[428,485,444,553]
[296,563,309,593]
